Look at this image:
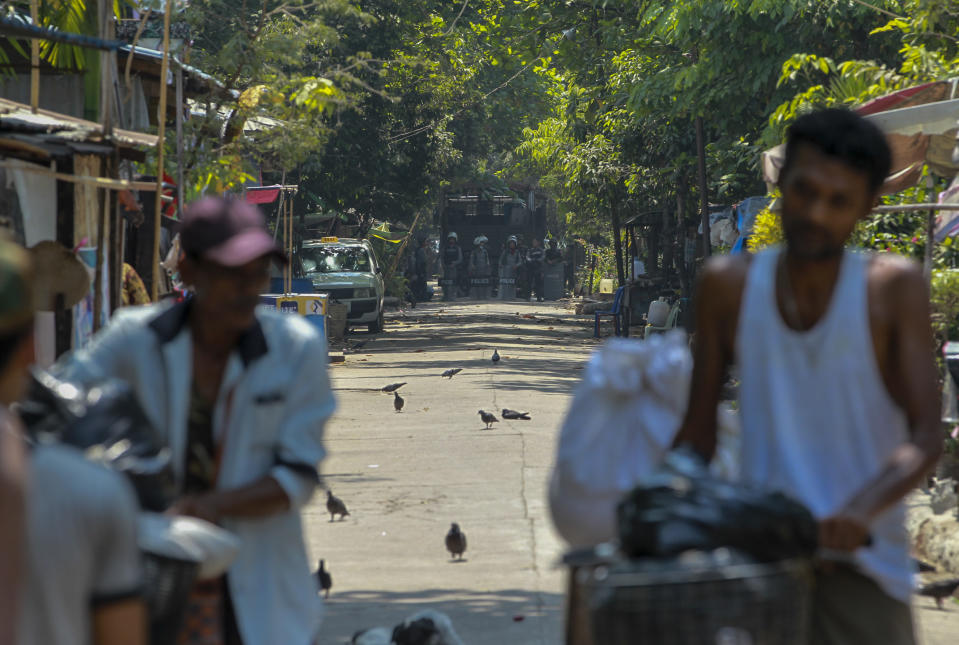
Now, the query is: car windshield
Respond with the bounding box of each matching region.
[300,246,372,274]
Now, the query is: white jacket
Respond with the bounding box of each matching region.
[59,300,336,644]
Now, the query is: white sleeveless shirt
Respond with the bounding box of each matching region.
[737,248,913,602]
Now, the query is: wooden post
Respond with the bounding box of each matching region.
[661,205,674,280]
[587,251,596,295]
[93,187,106,331]
[695,115,711,257]
[677,179,690,298]
[151,0,175,301]
[29,0,39,112]
[286,192,294,293]
[55,157,75,356]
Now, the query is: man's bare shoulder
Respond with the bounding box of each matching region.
[866,252,926,298]
[698,253,754,310]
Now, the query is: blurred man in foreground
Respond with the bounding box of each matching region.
[62,196,336,644]
[0,239,146,645]
[676,109,940,644]
[0,241,27,645]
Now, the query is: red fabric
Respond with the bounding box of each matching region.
[163,172,178,218]
[244,188,281,204]
[857,81,946,116]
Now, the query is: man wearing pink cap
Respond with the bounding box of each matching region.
[62,196,337,644]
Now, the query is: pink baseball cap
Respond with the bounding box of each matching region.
[179,196,286,266]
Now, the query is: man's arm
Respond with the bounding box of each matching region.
[91,466,147,645]
[673,258,743,460]
[93,599,146,645]
[821,263,942,551]
[173,326,336,521]
[169,476,290,522]
[0,415,26,645]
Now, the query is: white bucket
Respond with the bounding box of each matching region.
[647,299,669,327]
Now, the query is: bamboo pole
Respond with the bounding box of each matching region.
[175,65,185,216]
[29,0,39,112]
[388,211,423,278]
[98,0,112,138]
[93,187,107,330]
[151,0,175,301]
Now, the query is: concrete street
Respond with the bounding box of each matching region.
[304,300,959,644]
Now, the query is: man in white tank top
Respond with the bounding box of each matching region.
[675,109,942,644]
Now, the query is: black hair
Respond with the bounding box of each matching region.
[781,108,892,194]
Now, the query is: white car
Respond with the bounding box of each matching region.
[299,237,386,333]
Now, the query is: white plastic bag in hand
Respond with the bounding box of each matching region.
[138,512,241,580]
[549,332,692,548]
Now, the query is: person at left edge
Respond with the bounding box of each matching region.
[58,195,337,644]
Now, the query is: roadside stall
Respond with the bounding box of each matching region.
[250,184,332,340]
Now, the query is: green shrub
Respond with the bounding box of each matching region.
[747,205,783,251]
[932,269,959,349]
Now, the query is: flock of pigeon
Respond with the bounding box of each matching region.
[314,348,531,604]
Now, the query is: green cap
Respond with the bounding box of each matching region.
[0,238,34,334]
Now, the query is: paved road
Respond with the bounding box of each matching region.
[305,299,959,644]
[308,300,595,644]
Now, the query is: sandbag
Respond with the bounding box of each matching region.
[19,369,175,512]
[617,447,817,562]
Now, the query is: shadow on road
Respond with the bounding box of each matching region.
[319,587,564,645]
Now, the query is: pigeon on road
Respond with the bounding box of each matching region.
[918,577,959,609]
[445,523,467,560]
[441,368,463,379]
[315,559,332,598]
[382,382,407,393]
[326,490,350,522]
[491,349,500,363]
[502,408,531,420]
[394,391,405,412]
[478,410,498,429]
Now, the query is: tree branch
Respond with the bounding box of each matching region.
[445,0,469,36]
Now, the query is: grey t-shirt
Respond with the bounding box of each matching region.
[19,443,142,645]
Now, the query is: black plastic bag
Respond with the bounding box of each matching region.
[617,447,817,562]
[19,369,175,512]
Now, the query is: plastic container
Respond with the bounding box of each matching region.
[647,298,669,327]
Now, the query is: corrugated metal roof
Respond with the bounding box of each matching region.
[119,44,238,98]
[0,97,157,149]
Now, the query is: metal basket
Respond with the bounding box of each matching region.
[581,557,812,645]
[143,552,200,645]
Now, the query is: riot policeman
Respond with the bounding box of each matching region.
[469,235,492,299]
[441,232,463,301]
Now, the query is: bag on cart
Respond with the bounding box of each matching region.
[617,446,818,562]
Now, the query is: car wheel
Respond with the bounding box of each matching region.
[368,310,384,333]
